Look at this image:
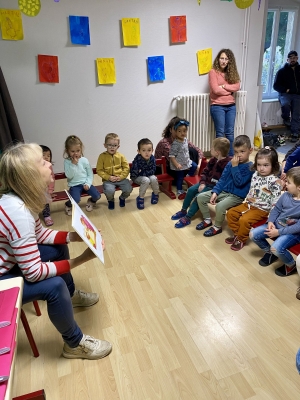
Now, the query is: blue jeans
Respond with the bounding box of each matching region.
[210,104,236,156]
[66,184,100,207]
[103,179,133,201]
[278,93,300,137]
[250,224,300,266]
[175,161,198,191]
[182,183,212,218]
[0,244,83,347]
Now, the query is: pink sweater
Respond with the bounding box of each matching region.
[209,69,240,105]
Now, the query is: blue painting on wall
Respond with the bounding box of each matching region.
[148,56,165,82]
[69,15,90,45]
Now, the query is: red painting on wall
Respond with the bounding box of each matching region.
[38,54,59,83]
[170,16,187,43]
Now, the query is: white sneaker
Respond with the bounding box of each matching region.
[71,289,99,308]
[62,334,112,360]
[65,205,72,216]
[86,198,94,212]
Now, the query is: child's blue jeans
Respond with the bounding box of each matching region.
[66,184,100,207]
[250,224,300,266]
[175,161,198,191]
[0,244,83,348]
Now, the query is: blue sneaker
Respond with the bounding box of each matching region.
[175,216,191,228]
[296,348,300,374]
[171,210,187,220]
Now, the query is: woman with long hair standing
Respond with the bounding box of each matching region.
[209,49,240,156]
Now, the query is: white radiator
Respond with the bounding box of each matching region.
[176,91,247,151]
[260,100,282,126]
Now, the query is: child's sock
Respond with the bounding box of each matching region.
[204,218,212,224]
[212,225,221,231]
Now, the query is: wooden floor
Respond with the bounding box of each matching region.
[13,170,300,399]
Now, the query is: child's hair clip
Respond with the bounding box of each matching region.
[264,146,271,150]
[174,120,190,130]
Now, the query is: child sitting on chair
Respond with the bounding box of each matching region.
[171,137,231,228]
[130,138,159,210]
[250,166,300,277]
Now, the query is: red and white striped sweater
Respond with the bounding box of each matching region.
[0,193,70,282]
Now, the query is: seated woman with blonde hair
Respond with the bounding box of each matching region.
[0,143,112,360]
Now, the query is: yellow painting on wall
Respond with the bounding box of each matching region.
[0,9,23,40]
[197,48,212,75]
[121,18,141,46]
[18,0,41,17]
[96,58,116,84]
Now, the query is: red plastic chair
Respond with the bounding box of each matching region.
[20,301,41,358]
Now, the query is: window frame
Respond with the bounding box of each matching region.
[262,7,298,100]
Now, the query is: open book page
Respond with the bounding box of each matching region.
[65,191,104,264]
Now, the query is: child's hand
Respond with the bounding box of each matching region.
[177,164,182,169]
[265,228,279,238]
[71,156,79,165]
[231,155,239,167]
[109,176,117,182]
[267,222,276,230]
[280,171,286,181]
[51,193,57,199]
[198,184,205,193]
[210,193,217,204]
[115,177,121,182]
[83,184,89,191]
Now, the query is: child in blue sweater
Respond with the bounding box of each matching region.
[130,138,159,210]
[250,166,300,277]
[196,135,254,237]
[64,135,100,215]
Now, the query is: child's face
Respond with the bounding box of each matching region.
[233,145,252,164]
[138,144,153,160]
[104,139,119,155]
[176,125,187,141]
[210,147,218,158]
[286,177,300,197]
[68,144,82,159]
[43,150,51,163]
[256,156,272,177]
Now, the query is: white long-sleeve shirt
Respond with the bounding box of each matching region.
[0,193,70,281]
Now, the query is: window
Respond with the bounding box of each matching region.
[261,8,297,99]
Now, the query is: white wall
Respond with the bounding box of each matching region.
[0,0,266,171]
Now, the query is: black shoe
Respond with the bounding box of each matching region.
[275,264,296,277]
[258,253,278,267]
[283,119,291,127]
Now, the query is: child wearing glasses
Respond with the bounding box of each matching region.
[169,118,198,198]
[96,133,132,209]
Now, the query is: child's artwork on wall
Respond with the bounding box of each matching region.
[69,16,90,45]
[96,58,116,84]
[121,18,141,46]
[148,56,165,82]
[170,16,187,43]
[65,191,104,264]
[235,0,254,8]
[197,48,212,75]
[38,55,59,83]
[18,0,41,17]
[0,9,23,40]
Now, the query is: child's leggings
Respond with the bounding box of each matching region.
[227,203,268,243]
[175,161,198,191]
[196,190,243,227]
[66,184,100,207]
[133,175,159,197]
[250,224,300,266]
[182,184,212,218]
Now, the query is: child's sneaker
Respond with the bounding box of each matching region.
[136,196,144,210]
[175,216,191,228]
[171,210,187,220]
[119,196,125,207]
[86,198,95,212]
[230,239,244,251]
[65,205,72,216]
[225,236,236,244]
[258,252,278,266]
[151,192,159,204]
[108,201,115,210]
[177,190,186,200]
[62,334,112,360]
[44,216,54,226]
